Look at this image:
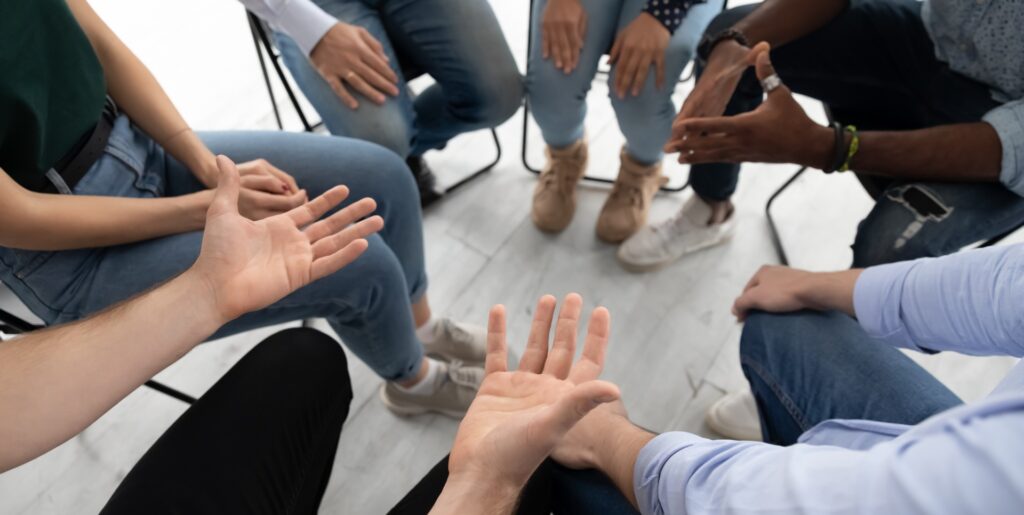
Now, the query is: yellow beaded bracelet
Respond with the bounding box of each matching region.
[839,125,859,173]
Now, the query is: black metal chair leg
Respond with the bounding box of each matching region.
[444,129,503,194]
[765,167,809,267]
[248,14,284,131]
[247,12,322,133]
[144,380,197,405]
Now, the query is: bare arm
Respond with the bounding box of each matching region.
[0,168,211,250]
[67,0,218,184]
[850,123,1002,181]
[0,156,383,472]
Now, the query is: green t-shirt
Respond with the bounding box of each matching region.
[0,0,106,191]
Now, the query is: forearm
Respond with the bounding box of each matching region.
[4,190,212,250]
[68,0,218,185]
[0,270,224,472]
[849,123,1002,182]
[732,0,849,48]
[589,418,657,509]
[431,474,521,515]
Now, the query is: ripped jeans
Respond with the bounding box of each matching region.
[691,0,1024,267]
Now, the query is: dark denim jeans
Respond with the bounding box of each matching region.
[692,0,1024,267]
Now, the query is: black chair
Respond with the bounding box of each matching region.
[246,12,503,195]
[765,105,1023,266]
[0,302,196,405]
[520,0,730,192]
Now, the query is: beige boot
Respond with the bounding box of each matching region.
[532,140,588,232]
[596,148,667,243]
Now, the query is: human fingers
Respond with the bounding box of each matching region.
[520,295,558,373]
[543,293,583,378]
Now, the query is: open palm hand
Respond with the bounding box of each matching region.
[445,294,620,498]
[192,156,384,323]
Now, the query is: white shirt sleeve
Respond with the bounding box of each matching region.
[238,0,337,56]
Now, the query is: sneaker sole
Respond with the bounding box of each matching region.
[616,230,735,273]
[379,385,468,420]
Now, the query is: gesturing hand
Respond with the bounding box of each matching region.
[310,22,400,109]
[191,156,384,323]
[669,47,833,168]
[609,12,670,98]
[541,0,588,73]
[436,294,620,512]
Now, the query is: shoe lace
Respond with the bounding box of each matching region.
[445,360,483,388]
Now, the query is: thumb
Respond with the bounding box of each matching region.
[539,381,621,436]
[210,155,241,216]
[754,49,776,82]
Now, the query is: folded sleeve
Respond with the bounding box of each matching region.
[238,0,337,56]
[633,409,1024,515]
[643,0,708,34]
[983,99,1024,197]
[853,244,1024,357]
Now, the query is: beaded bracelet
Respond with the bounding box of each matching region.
[839,125,860,173]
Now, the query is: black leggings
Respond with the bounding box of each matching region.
[100,328,352,514]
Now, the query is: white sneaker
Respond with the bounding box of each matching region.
[616,194,736,272]
[705,390,763,441]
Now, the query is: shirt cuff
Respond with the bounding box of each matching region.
[644,1,686,34]
[853,260,922,350]
[634,432,708,513]
[982,100,1024,198]
[271,0,337,57]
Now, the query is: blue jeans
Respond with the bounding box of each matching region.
[527,0,722,165]
[692,0,1024,266]
[740,310,963,445]
[275,0,523,158]
[0,115,426,382]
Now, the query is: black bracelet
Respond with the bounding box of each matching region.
[825,121,846,174]
[697,28,749,66]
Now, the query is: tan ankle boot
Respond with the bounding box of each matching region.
[532,140,588,232]
[596,148,667,243]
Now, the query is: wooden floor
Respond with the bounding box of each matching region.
[1,1,1019,513]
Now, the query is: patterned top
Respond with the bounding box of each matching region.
[643,0,708,34]
[922,0,1024,196]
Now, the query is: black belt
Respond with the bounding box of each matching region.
[42,96,118,194]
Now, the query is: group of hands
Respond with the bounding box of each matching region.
[191,153,825,506]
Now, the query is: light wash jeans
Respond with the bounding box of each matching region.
[275,0,523,158]
[526,0,722,165]
[0,115,426,382]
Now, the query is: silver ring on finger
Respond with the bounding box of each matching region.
[345,70,357,81]
[760,73,783,93]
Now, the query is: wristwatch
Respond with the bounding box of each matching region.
[697,28,749,65]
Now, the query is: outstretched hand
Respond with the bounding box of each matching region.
[435,294,620,513]
[191,156,384,323]
[668,46,832,168]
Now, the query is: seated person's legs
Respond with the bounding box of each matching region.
[526,0,621,233]
[275,1,415,158]
[851,182,1024,267]
[0,124,486,416]
[101,328,351,514]
[380,0,522,155]
[595,0,723,244]
[739,310,962,445]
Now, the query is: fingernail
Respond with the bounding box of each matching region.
[595,395,617,404]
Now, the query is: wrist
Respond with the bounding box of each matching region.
[432,473,521,515]
[805,124,836,170]
[176,190,215,232]
[171,269,232,334]
[797,270,863,313]
[708,38,749,67]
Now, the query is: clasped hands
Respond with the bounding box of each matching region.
[666,42,834,170]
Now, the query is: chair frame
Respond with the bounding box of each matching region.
[246,12,503,195]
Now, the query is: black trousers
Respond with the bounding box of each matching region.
[100,328,352,514]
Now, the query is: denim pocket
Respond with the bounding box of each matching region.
[75,115,165,199]
[10,250,56,280]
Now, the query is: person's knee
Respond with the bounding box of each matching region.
[739,310,839,374]
[342,139,418,211]
[251,328,353,400]
[334,104,413,158]
[461,65,524,127]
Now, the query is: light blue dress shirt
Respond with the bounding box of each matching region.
[634,243,1024,514]
[922,0,1024,196]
